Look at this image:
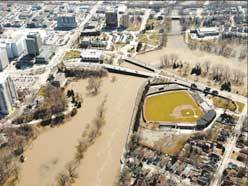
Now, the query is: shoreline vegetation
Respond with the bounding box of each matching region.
[55,97,107,186]
[0,125,38,186]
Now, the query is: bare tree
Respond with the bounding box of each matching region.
[218,42,228,55]
[159,56,165,69]
[204,42,212,53]
[182,62,190,77]
[119,167,131,186]
[86,77,102,96]
[232,69,245,85]
[238,48,247,61]
[163,18,172,32]
[57,172,69,186]
[111,76,117,83]
[104,56,114,64]
[160,32,168,47]
[6,164,20,186]
[169,54,179,65]
[160,54,171,69]
[211,64,223,81]
[222,47,232,58]
[202,60,211,76]
[75,140,87,162]
[222,65,231,82]
[66,161,78,183]
[188,41,197,50]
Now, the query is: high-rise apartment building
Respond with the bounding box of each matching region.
[105,9,118,28]
[26,32,42,56]
[0,73,18,115]
[0,46,9,71]
[5,36,26,59]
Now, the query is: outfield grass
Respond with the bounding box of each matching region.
[212,97,236,112]
[143,90,203,123]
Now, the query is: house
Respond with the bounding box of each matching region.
[237,153,248,162]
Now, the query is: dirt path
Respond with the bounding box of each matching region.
[17,74,144,186]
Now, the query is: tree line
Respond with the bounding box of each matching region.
[187,39,247,61]
[159,54,246,92]
[55,97,107,186]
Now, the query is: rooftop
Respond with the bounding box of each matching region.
[81,49,102,58]
[57,13,76,17]
[197,27,219,33]
[36,47,54,59]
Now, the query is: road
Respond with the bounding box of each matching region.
[123,57,159,72]
[64,61,158,78]
[159,69,247,104]
[138,9,151,33]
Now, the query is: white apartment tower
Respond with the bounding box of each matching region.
[0,74,18,115]
[5,36,26,59]
[0,46,9,71]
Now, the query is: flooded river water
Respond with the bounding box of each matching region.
[18,74,144,186]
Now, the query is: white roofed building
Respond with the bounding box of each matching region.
[196,27,220,38]
[0,35,26,59]
[0,29,27,59]
[189,27,221,40]
[0,46,9,71]
[80,49,103,63]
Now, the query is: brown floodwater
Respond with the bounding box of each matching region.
[17,74,144,186]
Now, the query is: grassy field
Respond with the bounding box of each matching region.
[126,22,141,31]
[115,42,126,50]
[157,135,189,155]
[138,32,160,46]
[236,101,245,113]
[143,90,203,123]
[147,18,161,28]
[63,50,81,60]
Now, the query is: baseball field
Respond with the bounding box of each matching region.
[143,90,204,124]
